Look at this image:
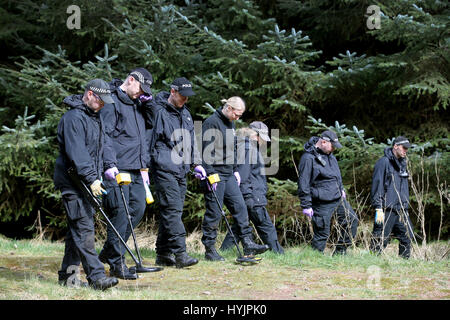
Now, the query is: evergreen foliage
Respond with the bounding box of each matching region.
[0,0,448,241]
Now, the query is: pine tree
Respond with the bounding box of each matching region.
[0,0,447,239]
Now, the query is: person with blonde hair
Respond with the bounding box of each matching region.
[200,97,269,261]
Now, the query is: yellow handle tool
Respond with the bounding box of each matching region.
[144,183,154,204]
[207,173,221,185]
[116,172,132,186]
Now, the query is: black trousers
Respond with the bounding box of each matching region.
[311,198,359,253]
[58,191,106,283]
[201,175,253,248]
[370,208,413,258]
[220,205,284,254]
[153,170,187,255]
[100,170,146,269]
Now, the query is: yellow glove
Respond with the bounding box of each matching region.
[375,208,384,224]
[90,180,106,197]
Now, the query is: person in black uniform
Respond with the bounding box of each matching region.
[147,77,203,268]
[370,136,414,259]
[99,68,153,280]
[54,79,118,290]
[297,130,359,255]
[201,97,269,261]
[220,122,284,254]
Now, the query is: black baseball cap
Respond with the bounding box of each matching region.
[85,79,114,104]
[393,136,411,148]
[320,130,342,148]
[170,77,195,97]
[129,67,153,95]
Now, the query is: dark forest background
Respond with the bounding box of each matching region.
[0,0,448,244]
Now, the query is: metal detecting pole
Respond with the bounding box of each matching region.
[115,172,162,273]
[202,173,261,265]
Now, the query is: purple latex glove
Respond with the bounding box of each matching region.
[342,190,346,199]
[234,171,241,186]
[139,94,153,103]
[207,182,217,192]
[141,170,150,185]
[193,165,207,180]
[302,208,314,218]
[105,167,119,180]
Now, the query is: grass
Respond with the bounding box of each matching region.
[0,233,449,300]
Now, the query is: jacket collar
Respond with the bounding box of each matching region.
[116,87,135,106]
[216,108,231,123]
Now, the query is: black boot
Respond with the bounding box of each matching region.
[242,237,269,256]
[175,252,199,268]
[110,263,138,280]
[89,276,119,291]
[156,253,176,266]
[205,246,225,261]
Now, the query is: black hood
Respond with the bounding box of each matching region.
[384,147,394,159]
[155,91,170,105]
[109,78,135,106]
[63,94,98,117]
[303,136,330,167]
[384,147,406,171]
[63,94,84,110]
[304,136,320,154]
[155,91,184,114]
[109,78,123,88]
[155,91,172,109]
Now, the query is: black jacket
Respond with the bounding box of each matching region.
[53,94,106,192]
[149,91,200,178]
[101,79,150,171]
[297,136,344,208]
[202,109,237,178]
[237,137,268,207]
[371,147,409,210]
